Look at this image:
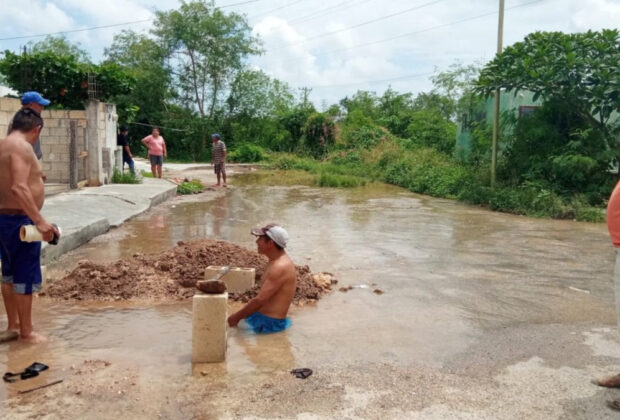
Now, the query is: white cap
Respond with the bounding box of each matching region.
[251,223,289,248]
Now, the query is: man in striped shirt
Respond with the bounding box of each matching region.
[211,133,227,187]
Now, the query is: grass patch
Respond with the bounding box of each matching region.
[111,169,141,184]
[316,172,367,188]
[140,170,154,178]
[177,179,204,194]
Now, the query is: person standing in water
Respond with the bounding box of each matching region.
[0,109,60,344]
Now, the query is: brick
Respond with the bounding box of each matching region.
[205,266,255,293]
[51,127,69,137]
[49,110,69,119]
[69,110,86,119]
[0,98,21,112]
[192,292,228,363]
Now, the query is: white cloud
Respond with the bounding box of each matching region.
[0,0,617,105]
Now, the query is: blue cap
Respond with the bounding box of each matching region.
[212,133,220,139]
[21,91,50,106]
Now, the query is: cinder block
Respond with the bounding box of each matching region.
[204,266,255,293]
[69,111,86,119]
[0,98,21,112]
[192,292,228,363]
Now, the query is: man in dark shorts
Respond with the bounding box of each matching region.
[0,109,60,344]
[211,133,227,187]
[117,125,135,174]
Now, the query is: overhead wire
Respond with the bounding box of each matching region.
[288,0,373,25]
[263,0,542,65]
[248,0,308,20]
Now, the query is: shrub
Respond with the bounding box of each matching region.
[177,179,204,194]
[228,143,267,163]
[111,169,141,184]
[316,172,366,188]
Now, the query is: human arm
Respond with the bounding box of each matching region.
[9,146,58,241]
[163,139,167,158]
[141,135,150,148]
[227,265,286,327]
[124,145,132,159]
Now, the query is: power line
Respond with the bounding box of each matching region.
[288,0,373,25]
[265,0,542,65]
[0,19,153,42]
[248,0,307,19]
[281,0,448,48]
[0,1,263,42]
[309,71,434,89]
[219,0,263,8]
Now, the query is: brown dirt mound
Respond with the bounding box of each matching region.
[43,239,335,304]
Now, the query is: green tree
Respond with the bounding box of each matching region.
[0,49,134,109]
[29,35,91,63]
[476,30,620,143]
[104,30,171,131]
[153,0,261,119]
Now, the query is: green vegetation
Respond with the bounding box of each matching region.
[111,169,141,184]
[177,179,204,194]
[140,170,154,178]
[0,0,616,223]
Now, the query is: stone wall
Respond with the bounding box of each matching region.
[0,97,119,185]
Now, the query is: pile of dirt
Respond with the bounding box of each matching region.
[43,239,335,304]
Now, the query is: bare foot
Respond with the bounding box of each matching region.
[223,183,227,188]
[19,331,48,344]
[594,374,620,388]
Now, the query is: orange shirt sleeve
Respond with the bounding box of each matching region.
[607,180,620,247]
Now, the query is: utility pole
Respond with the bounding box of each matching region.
[491,0,505,188]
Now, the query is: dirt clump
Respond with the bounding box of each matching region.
[43,239,334,305]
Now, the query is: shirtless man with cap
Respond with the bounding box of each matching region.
[227,223,296,333]
[0,109,60,343]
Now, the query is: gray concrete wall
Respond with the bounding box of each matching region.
[1,97,118,185]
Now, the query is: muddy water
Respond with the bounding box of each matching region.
[1,173,616,413]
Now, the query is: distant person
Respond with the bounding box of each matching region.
[228,224,296,333]
[141,127,167,178]
[117,125,135,174]
[7,91,50,160]
[211,133,227,187]
[0,109,60,344]
[593,180,620,411]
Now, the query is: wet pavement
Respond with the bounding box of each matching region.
[2,171,620,419]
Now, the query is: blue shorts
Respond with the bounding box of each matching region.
[0,215,42,295]
[245,312,291,334]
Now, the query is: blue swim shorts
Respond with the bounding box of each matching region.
[245,312,291,334]
[0,215,42,294]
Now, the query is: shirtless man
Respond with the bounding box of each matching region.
[0,109,60,343]
[228,224,296,333]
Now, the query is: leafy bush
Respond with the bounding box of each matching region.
[405,110,456,155]
[316,172,367,188]
[177,179,204,194]
[111,169,141,184]
[228,143,267,163]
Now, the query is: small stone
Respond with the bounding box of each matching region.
[200,371,208,376]
[373,289,384,295]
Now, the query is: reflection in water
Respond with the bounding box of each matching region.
[3,173,616,404]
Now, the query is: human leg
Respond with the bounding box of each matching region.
[1,283,18,331]
[14,292,45,343]
[157,164,162,178]
[128,158,135,174]
[222,164,227,187]
[214,163,221,186]
[0,215,44,342]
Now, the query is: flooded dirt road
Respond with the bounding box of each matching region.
[2,172,620,419]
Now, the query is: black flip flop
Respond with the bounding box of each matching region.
[290,368,313,379]
[3,362,49,383]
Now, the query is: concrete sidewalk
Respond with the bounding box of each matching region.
[40,177,177,263]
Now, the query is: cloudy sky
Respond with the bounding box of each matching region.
[0,0,618,107]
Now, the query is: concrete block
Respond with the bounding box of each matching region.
[69,110,86,119]
[192,292,228,363]
[204,266,255,293]
[51,127,69,137]
[0,98,21,112]
[0,112,9,125]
